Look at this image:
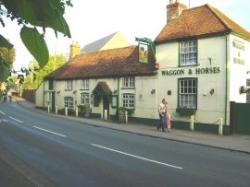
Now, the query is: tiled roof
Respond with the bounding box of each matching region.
[81,32,117,53]
[46,46,155,80]
[155,4,250,44]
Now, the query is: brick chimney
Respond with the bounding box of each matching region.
[167,0,187,23]
[69,41,80,59]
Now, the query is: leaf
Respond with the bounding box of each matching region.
[20,26,49,68]
[0,60,10,81]
[2,0,71,37]
[0,35,13,49]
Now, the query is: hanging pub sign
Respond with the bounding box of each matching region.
[136,37,155,64]
[139,43,148,64]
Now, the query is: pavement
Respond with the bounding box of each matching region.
[13,97,250,154]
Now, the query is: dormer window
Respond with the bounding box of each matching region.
[179,40,197,66]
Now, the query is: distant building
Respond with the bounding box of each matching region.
[36,0,250,133]
[81,32,130,53]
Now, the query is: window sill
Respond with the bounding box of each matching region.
[121,87,135,90]
[178,64,198,68]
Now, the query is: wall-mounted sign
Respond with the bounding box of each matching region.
[233,40,245,51]
[162,66,221,76]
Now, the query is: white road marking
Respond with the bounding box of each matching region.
[0,110,6,115]
[91,144,183,170]
[8,116,23,123]
[33,126,67,138]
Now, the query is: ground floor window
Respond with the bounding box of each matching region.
[178,78,197,109]
[122,94,135,108]
[64,97,74,109]
[81,93,90,104]
[247,91,250,103]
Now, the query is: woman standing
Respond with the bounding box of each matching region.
[165,101,171,132]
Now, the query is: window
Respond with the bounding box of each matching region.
[123,94,135,108]
[180,40,197,66]
[64,97,74,109]
[246,79,250,87]
[81,79,89,90]
[247,92,250,103]
[246,79,250,103]
[178,79,197,109]
[81,93,90,104]
[123,77,135,88]
[65,80,73,91]
[48,80,54,90]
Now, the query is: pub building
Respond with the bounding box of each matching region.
[36,0,250,134]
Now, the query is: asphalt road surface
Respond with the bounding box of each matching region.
[0,102,250,187]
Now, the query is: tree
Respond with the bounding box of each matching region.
[0,0,72,82]
[22,54,66,90]
[0,46,15,80]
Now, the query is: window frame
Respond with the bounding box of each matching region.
[64,96,74,109]
[179,40,198,67]
[65,80,73,91]
[80,92,90,105]
[81,79,89,90]
[178,78,198,109]
[122,93,135,109]
[122,77,135,89]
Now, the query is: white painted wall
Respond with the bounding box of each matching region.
[228,34,250,103]
[156,36,227,124]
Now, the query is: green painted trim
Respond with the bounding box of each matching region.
[177,77,198,110]
[128,117,230,135]
[128,117,158,126]
[117,77,120,108]
[225,35,229,126]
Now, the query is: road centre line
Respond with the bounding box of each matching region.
[91,144,183,170]
[33,126,67,138]
[0,110,6,115]
[8,116,23,123]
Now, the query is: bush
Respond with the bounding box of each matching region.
[176,107,196,116]
[58,108,76,116]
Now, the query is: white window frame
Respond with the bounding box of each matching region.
[178,78,197,109]
[64,97,74,109]
[81,92,90,104]
[81,79,89,90]
[122,94,135,109]
[123,77,135,88]
[65,80,73,91]
[180,40,197,66]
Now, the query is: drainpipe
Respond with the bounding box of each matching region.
[224,35,229,127]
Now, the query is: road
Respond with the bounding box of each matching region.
[0,101,250,187]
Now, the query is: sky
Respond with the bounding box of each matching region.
[1,0,250,70]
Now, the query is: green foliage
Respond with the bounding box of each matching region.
[20,26,49,68]
[78,104,91,111]
[0,47,15,81]
[22,54,66,90]
[0,0,72,81]
[176,108,196,116]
